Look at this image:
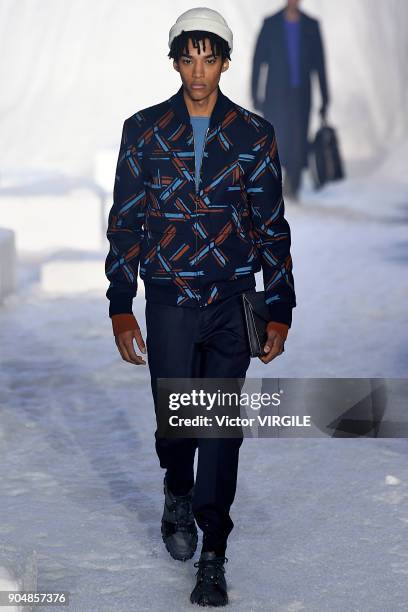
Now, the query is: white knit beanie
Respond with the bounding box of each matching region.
[168,7,233,53]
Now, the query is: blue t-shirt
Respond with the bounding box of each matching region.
[284,18,301,88]
[191,115,210,191]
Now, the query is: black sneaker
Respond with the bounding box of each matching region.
[161,476,198,561]
[190,551,229,607]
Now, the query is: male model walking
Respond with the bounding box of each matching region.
[251,0,330,200]
[105,7,296,607]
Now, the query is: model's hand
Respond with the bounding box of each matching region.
[259,323,285,364]
[115,323,147,366]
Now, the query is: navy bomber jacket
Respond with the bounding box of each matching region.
[105,84,296,326]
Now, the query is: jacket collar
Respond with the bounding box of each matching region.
[168,84,234,129]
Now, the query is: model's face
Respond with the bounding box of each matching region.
[173,37,229,99]
[287,0,300,9]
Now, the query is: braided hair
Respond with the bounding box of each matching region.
[168,30,231,62]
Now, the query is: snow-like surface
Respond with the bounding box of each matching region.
[1,187,408,610]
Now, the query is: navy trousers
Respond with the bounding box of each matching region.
[145,293,251,556]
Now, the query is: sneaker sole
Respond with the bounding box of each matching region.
[190,592,229,606]
[161,521,198,561]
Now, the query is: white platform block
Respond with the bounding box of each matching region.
[0,189,104,252]
[0,227,16,303]
[0,547,37,612]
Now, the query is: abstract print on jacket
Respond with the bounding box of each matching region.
[105,84,296,326]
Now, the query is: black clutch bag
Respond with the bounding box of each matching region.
[241,290,272,358]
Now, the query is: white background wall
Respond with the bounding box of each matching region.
[1,0,407,180]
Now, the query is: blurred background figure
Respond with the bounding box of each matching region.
[251,0,330,201]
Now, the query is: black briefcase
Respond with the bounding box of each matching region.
[241,290,272,358]
[309,120,345,189]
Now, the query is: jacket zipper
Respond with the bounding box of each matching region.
[194,126,209,194]
[192,126,209,306]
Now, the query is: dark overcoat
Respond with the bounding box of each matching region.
[251,8,329,168]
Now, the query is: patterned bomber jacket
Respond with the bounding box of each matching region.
[105,84,296,327]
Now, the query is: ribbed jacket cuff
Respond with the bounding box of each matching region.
[268,302,293,327]
[108,294,134,318]
[111,314,137,336]
[267,321,289,341]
